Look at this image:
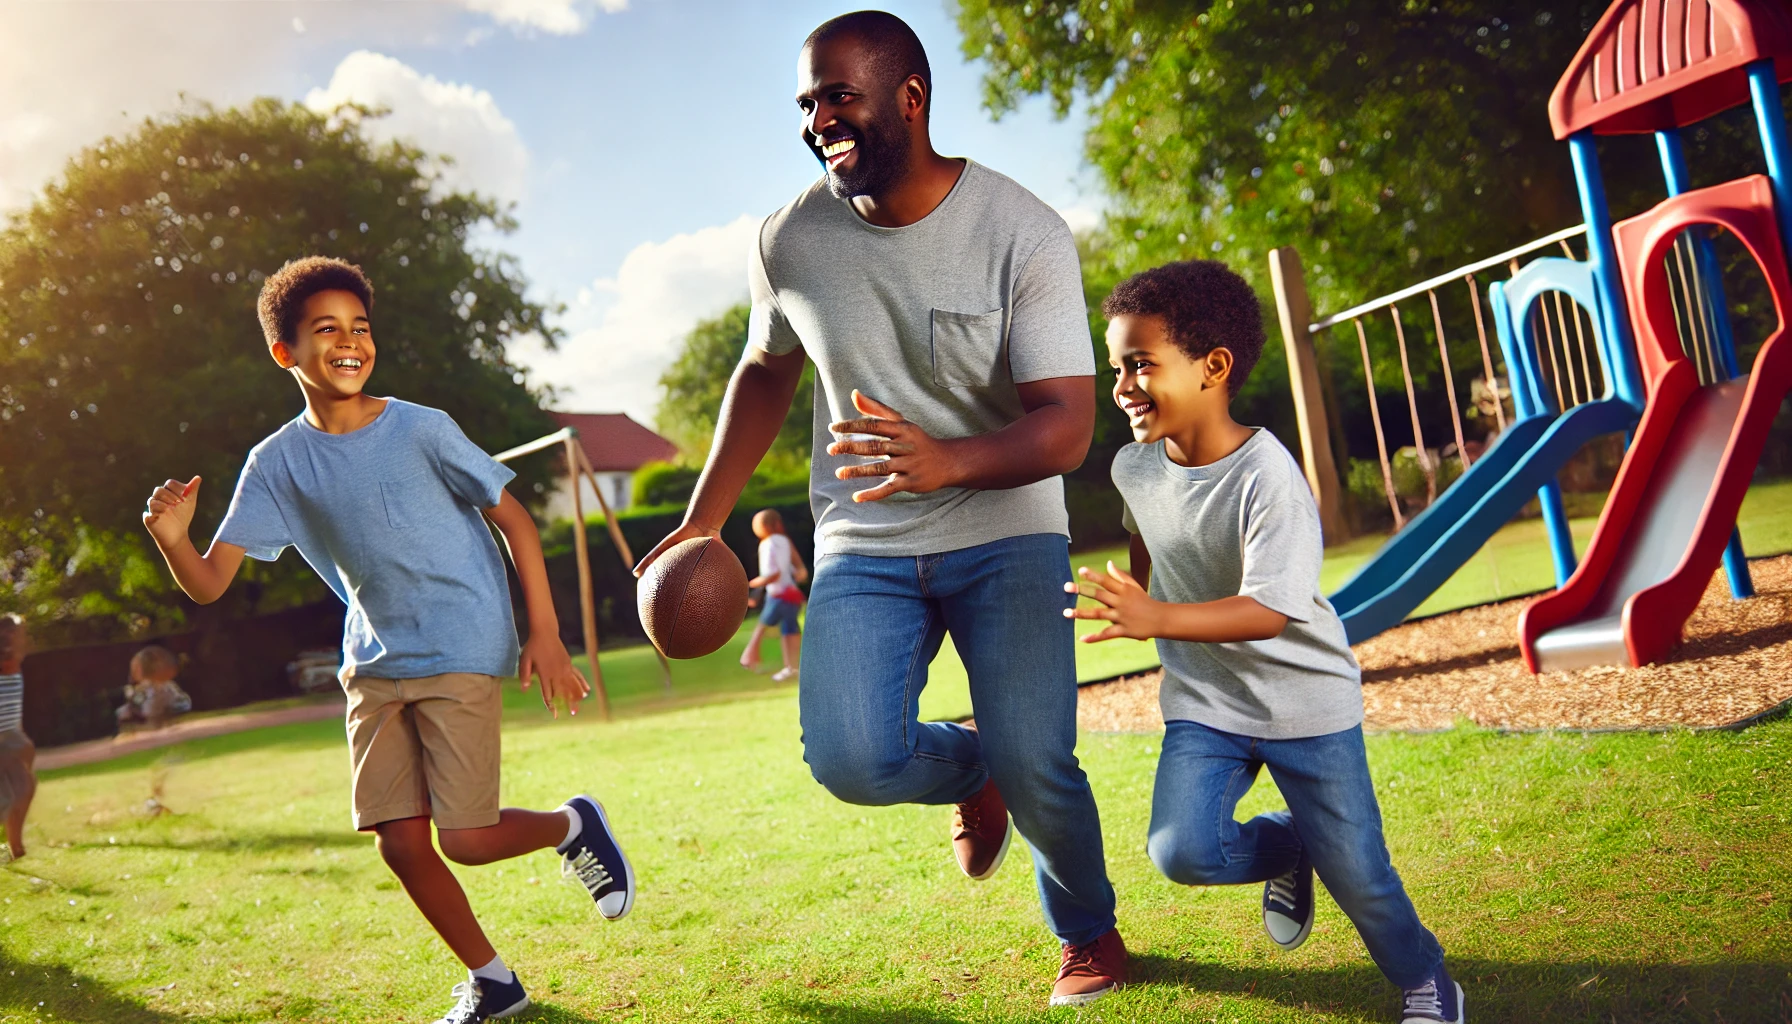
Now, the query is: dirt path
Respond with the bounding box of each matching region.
[1078,553,1792,734]
[36,699,343,772]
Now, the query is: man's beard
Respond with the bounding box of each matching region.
[822,107,909,200]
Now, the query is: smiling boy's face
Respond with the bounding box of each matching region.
[271,289,375,399]
[1106,313,1217,445]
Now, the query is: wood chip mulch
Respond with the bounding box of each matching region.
[1076,554,1792,734]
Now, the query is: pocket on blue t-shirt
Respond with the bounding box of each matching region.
[379,477,419,529]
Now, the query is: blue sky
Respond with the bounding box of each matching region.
[0,0,1101,423]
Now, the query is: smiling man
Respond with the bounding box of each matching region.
[637,10,1124,1006]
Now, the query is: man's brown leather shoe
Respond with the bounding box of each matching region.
[1050,928,1127,1006]
[950,778,1012,880]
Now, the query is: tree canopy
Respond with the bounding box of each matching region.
[0,99,559,643]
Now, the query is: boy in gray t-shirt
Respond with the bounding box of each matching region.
[1068,261,1463,1024]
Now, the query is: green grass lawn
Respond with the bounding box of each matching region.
[7,687,1790,1023]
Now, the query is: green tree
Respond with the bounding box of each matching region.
[0,99,559,644]
[656,303,815,474]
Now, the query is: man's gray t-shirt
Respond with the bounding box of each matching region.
[1113,430,1362,739]
[749,160,1096,557]
[214,398,520,680]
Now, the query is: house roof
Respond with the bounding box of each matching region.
[549,412,680,473]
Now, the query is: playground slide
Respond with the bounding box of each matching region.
[1520,175,1792,670]
[1523,378,1757,670]
[1333,399,1635,644]
[1331,255,1641,644]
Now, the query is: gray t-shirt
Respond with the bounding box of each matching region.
[1113,430,1362,739]
[215,398,520,680]
[749,160,1096,558]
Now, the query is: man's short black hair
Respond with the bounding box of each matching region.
[805,10,932,118]
[1102,260,1266,397]
[256,256,375,347]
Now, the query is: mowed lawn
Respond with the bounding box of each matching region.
[4,478,1790,1022]
[8,688,1792,1023]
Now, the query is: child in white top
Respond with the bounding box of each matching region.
[741,509,807,682]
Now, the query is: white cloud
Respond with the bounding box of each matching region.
[305,51,528,204]
[513,215,760,424]
[1053,201,1104,236]
[454,0,626,35]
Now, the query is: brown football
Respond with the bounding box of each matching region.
[637,536,750,659]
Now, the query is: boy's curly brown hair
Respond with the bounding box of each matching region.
[1101,260,1266,397]
[256,256,375,347]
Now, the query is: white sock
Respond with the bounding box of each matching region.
[470,953,510,984]
[560,806,582,849]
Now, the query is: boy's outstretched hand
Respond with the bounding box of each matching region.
[1065,561,1163,643]
[142,476,202,549]
[518,632,590,718]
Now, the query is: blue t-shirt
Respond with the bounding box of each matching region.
[215,398,519,680]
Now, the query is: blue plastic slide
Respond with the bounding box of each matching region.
[1330,257,1643,644]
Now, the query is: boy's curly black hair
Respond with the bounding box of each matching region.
[1101,260,1266,397]
[256,256,375,347]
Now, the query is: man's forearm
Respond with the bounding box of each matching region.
[686,351,805,529]
[937,400,1090,491]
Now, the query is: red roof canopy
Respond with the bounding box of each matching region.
[1549,0,1792,139]
[549,412,679,473]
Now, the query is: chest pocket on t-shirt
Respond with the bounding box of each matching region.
[379,476,421,529]
[930,308,1006,388]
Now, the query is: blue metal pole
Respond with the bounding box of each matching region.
[1749,59,1792,260]
[1657,128,1754,599]
[1539,481,1577,587]
[1569,131,1644,408]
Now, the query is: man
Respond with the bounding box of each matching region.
[637,11,1124,1005]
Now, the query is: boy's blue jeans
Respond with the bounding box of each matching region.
[798,533,1118,946]
[1149,719,1444,988]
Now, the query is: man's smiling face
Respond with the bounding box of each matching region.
[272,288,376,399]
[796,34,912,200]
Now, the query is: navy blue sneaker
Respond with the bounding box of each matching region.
[434,973,529,1024]
[1262,856,1315,950]
[1401,964,1465,1023]
[558,795,635,920]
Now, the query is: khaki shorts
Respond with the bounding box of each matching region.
[342,671,501,831]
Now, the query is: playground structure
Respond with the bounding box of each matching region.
[1522,0,1792,670]
[1271,0,1792,667]
[494,426,674,719]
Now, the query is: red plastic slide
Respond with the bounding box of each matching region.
[1520,175,1792,671]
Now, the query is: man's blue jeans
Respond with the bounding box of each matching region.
[1149,719,1444,988]
[799,533,1117,946]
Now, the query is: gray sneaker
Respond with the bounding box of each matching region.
[1401,964,1464,1023]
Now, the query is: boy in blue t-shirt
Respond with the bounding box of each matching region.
[1069,261,1462,1024]
[143,256,635,1024]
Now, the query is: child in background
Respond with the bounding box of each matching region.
[1069,261,1463,1024]
[117,645,193,731]
[740,509,806,682]
[0,614,36,863]
[141,256,635,1024]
